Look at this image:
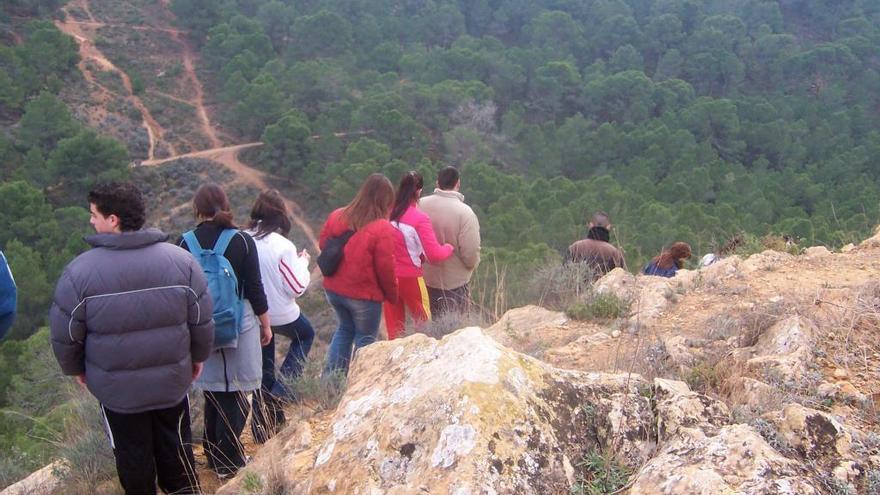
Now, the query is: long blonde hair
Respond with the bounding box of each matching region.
[342,173,394,230]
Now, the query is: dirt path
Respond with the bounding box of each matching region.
[141,143,320,251]
[147,89,197,108]
[61,20,187,35]
[59,0,320,251]
[56,0,174,159]
[172,31,222,149]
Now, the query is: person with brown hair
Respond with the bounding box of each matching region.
[320,173,398,375]
[643,241,692,278]
[245,189,314,443]
[384,171,453,339]
[178,183,271,479]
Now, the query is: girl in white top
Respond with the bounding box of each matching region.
[246,189,314,443]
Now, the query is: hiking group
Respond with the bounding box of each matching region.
[37,165,695,494]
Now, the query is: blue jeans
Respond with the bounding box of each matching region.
[267,314,315,399]
[251,314,314,443]
[324,290,382,376]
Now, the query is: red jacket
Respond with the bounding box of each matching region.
[320,208,398,303]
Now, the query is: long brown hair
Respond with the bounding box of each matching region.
[192,183,235,228]
[248,189,291,239]
[653,241,692,270]
[342,173,394,230]
[390,170,423,222]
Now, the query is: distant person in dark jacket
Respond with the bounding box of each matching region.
[643,242,692,278]
[567,211,626,276]
[50,182,214,495]
[178,183,271,479]
[0,250,15,340]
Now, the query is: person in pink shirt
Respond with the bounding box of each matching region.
[384,171,454,339]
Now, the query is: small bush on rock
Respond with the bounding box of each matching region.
[570,448,631,495]
[566,292,630,321]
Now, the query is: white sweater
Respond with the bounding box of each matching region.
[247,231,310,326]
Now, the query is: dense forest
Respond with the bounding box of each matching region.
[1,0,879,485]
[169,0,880,268]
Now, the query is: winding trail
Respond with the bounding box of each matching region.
[56,0,173,159]
[141,142,319,251]
[58,0,320,251]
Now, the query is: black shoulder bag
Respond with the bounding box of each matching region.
[317,229,355,276]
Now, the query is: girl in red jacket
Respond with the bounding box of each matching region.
[321,174,398,375]
[384,171,454,339]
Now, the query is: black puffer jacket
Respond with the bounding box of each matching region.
[49,228,214,413]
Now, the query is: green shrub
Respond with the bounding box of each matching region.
[570,449,631,495]
[566,292,630,321]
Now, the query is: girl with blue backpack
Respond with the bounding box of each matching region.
[179,183,271,479]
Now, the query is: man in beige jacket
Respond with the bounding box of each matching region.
[420,166,481,316]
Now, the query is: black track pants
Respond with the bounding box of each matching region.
[101,397,200,495]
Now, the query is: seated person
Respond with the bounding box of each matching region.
[643,242,692,278]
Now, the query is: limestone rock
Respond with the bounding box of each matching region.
[699,255,742,282]
[742,250,794,272]
[816,381,869,406]
[746,316,815,382]
[724,376,777,411]
[840,243,855,253]
[594,393,656,468]
[484,306,574,357]
[594,268,637,302]
[630,424,821,494]
[804,246,832,258]
[0,462,65,495]
[764,404,853,460]
[234,327,655,495]
[858,226,880,249]
[653,379,730,441]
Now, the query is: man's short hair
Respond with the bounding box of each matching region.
[591,211,610,228]
[437,166,460,190]
[87,182,146,232]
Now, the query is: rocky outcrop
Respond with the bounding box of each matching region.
[764,404,853,460]
[0,462,64,495]
[222,327,654,494]
[742,315,815,382]
[630,424,822,494]
[219,327,843,495]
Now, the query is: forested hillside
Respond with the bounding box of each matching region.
[0,0,879,489]
[171,0,880,272]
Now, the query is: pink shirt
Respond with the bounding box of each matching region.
[390,204,454,278]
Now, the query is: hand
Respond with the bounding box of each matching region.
[299,248,311,262]
[260,325,272,346]
[192,361,204,381]
[75,374,86,387]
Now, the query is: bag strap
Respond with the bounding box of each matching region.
[182,230,203,252]
[213,229,239,256]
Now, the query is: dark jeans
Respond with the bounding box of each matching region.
[101,397,199,495]
[324,290,382,376]
[251,314,314,443]
[203,391,249,476]
[427,284,471,317]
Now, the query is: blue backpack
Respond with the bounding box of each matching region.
[183,230,243,348]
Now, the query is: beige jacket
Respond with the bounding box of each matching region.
[419,189,481,290]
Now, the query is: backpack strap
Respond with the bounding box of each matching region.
[213,229,239,256]
[182,230,203,252]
